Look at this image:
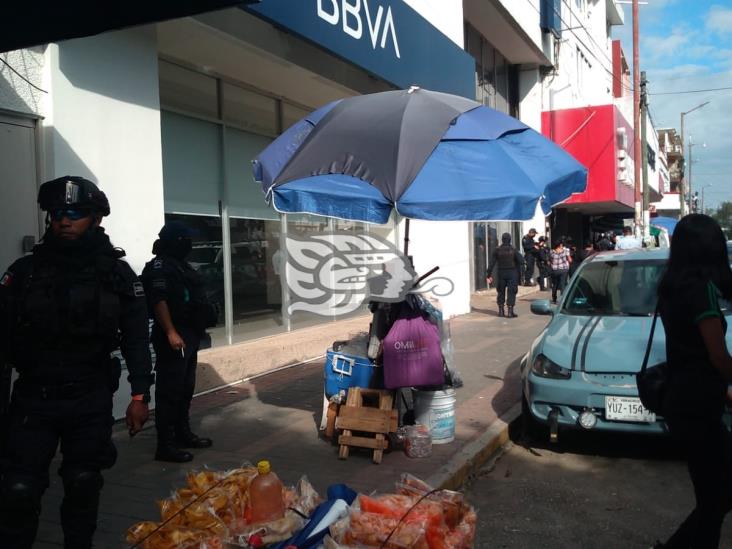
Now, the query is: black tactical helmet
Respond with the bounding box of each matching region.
[37,176,110,216]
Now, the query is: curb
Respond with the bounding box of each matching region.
[426,401,522,491]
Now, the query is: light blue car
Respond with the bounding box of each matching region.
[522,246,732,441]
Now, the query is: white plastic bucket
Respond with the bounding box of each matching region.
[414,388,456,444]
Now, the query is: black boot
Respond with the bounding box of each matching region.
[176,414,213,449]
[498,306,505,317]
[155,445,193,463]
[155,426,193,463]
[176,428,213,449]
[508,306,518,318]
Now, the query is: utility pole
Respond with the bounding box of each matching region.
[679,101,710,217]
[688,139,694,213]
[641,71,649,236]
[679,115,686,217]
[632,0,642,235]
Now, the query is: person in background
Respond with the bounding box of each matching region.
[566,237,580,277]
[615,226,643,250]
[574,241,596,269]
[0,176,152,548]
[596,233,614,251]
[141,222,218,463]
[536,236,551,292]
[549,240,572,304]
[486,233,523,318]
[521,228,538,286]
[654,214,732,548]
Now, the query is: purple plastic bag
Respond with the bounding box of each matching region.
[383,315,444,389]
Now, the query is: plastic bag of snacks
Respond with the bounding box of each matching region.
[126,465,321,549]
[326,475,476,549]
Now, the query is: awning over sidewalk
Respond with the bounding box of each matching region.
[1,0,259,53]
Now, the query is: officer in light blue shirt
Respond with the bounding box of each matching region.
[615,226,643,250]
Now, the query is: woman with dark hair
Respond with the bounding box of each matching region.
[549,240,571,304]
[656,214,732,548]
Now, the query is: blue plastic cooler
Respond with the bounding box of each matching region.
[323,350,379,397]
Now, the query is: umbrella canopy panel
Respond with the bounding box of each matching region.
[253,87,587,223]
[273,89,477,203]
[650,216,678,236]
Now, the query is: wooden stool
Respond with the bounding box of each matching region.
[336,388,397,464]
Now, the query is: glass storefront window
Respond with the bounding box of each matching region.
[282,103,311,131]
[229,217,286,342]
[222,83,278,137]
[495,51,509,114]
[159,60,218,119]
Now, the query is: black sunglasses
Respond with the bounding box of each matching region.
[49,209,91,221]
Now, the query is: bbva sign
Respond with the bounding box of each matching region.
[317,0,401,59]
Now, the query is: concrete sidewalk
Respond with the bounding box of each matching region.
[35,288,549,547]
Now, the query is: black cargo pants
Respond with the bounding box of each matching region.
[0,379,116,549]
[523,253,535,285]
[662,415,732,548]
[496,269,519,307]
[153,329,201,444]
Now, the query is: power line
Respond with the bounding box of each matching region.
[650,85,732,96]
[0,56,47,93]
[521,0,635,93]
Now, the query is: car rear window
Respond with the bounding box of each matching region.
[563,259,666,316]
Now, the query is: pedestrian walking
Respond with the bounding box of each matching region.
[536,236,551,291]
[654,214,732,549]
[0,176,153,548]
[141,222,218,463]
[549,240,572,304]
[521,228,538,286]
[486,233,523,318]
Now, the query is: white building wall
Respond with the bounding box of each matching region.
[43,26,166,273]
[402,0,464,47]
[402,0,472,316]
[543,0,615,112]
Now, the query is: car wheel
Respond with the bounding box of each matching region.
[521,394,549,443]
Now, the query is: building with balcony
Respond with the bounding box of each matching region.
[652,129,684,218]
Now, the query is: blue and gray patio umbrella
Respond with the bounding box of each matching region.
[252,87,587,228]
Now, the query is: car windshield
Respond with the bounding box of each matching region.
[563,259,666,316]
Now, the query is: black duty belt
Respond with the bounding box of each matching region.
[15,379,101,400]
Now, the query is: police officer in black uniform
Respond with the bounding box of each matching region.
[0,176,153,549]
[536,236,551,291]
[486,233,523,318]
[142,222,217,463]
[521,228,538,286]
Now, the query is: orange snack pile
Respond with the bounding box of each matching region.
[125,466,263,548]
[330,474,476,549]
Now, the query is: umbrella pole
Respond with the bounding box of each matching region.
[403,218,410,256]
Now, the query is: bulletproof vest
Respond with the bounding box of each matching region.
[153,257,215,332]
[496,246,517,269]
[14,254,122,367]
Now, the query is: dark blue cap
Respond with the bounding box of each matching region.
[158,221,197,240]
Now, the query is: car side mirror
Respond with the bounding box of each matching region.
[531,299,554,316]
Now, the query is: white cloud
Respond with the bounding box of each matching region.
[642,28,691,63]
[706,5,732,36]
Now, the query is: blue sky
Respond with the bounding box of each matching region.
[613,0,732,209]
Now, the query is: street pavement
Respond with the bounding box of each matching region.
[34,286,549,547]
[465,426,732,548]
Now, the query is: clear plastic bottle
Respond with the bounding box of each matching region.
[249,460,285,523]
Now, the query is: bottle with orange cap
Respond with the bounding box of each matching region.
[249,460,285,523]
